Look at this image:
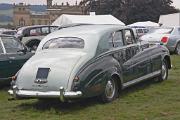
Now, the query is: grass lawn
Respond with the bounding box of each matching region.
[0,55,180,120]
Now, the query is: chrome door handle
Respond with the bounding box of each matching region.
[9,57,15,60]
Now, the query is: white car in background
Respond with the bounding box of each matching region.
[140,26,180,54]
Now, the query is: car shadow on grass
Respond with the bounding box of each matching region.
[17,97,100,114]
[16,78,160,113]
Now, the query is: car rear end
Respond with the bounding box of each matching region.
[140,27,174,47]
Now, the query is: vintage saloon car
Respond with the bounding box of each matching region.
[16,25,58,51]
[0,35,34,84]
[9,25,171,103]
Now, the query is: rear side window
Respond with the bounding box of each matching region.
[124,30,135,45]
[1,37,24,53]
[30,28,41,36]
[43,37,84,50]
[112,31,123,47]
[41,27,50,35]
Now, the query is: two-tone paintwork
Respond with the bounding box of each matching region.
[12,25,171,99]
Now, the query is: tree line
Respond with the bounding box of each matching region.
[80,0,179,24]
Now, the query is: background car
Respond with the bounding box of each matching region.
[0,35,34,85]
[9,25,171,103]
[140,26,180,54]
[16,25,58,51]
[0,30,17,36]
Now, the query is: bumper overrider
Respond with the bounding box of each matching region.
[8,86,82,102]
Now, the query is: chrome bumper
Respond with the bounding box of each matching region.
[8,86,82,102]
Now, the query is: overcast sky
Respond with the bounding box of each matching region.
[0,0,180,9]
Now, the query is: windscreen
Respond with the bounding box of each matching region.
[1,37,24,53]
[43,37,85,50]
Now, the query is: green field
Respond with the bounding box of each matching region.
[0,55,180,120]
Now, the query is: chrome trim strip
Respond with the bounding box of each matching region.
[122,70,161,89]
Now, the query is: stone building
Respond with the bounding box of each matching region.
[13,0,85,28]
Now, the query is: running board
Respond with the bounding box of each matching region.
[122,70,161,89]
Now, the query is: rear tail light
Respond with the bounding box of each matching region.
[11,70,20,81]
[11,75,17,81]
[161,37,169,43]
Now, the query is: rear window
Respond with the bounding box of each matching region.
[152,28,173,34]
[43,37,85,50]
[30,28,41,36]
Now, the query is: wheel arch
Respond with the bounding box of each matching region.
[163,55,171,69]
[111,73,123,92]
[25,39,41,48]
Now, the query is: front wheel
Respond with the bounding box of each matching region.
[157,60,168,82]
[100,77,119,103]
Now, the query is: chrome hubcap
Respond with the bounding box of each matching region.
[105,80,115,99]
[162,62,167,80]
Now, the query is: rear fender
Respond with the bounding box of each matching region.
[73,56,122,98]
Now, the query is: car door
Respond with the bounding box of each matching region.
[110,29,141,83]
[120,29,141,83]
[1,37,32,77]
[0,38,10,79]
[123,29,153,84]
[122,29,154,84]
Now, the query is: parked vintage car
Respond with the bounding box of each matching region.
[9,25,171,103]
[0,30,17,36]
[140,26,180,54]
[0,35,34,84]
[16,25,58,51]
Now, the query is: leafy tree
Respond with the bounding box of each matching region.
[80,0,179,24]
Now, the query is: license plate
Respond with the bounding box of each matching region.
[36,68,50,79]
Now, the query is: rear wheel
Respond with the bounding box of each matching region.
[101,77,119,103]
[157,60,168,82]
[175,42,180,55]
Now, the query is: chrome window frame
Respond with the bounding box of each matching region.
[0,37,6,54]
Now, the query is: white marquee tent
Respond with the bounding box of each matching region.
[128,21,159,27]
[52,14,125,26]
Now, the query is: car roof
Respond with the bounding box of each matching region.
[18,25,58,31]
[36,24,129,52]
[55,24,128,36]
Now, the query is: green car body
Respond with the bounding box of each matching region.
[0,35,33,85]
[9,25,171,102]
